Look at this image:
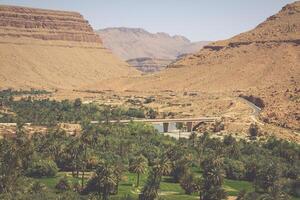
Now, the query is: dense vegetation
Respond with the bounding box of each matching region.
[0,90,154,125]
[0,91,299,200]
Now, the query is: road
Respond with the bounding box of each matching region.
[238,97,264,125]
[91,117,220,124]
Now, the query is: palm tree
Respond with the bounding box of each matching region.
[153,156,172,177]
[139,170,160,200]
[176,122,184,139]
[200,155,227,200]
[95,163,118,200]
[129,155,148,187]
[139,156,172,200]
[189,131,197,147]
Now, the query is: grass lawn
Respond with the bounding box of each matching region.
[34,171,300,200]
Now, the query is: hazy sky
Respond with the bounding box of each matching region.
[0,0,296,41]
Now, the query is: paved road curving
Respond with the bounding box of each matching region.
[238,97,264,125]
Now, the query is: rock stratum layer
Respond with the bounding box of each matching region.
[0,5,101,43]
[0,5,138,89]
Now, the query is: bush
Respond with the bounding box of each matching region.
[146,108,157,119]
[179,171,200,194]
[249,124,259,139]
[55,176,71,191]
[26,158,58,178]
[224,159,246,180]
[213,121,225,132]
[126,108,145,118]
[285,179,300,197]
[144,96,155,104]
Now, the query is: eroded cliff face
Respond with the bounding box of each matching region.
[0,5,101,43]
[0,5,138,90]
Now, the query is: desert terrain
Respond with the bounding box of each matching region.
[0,2,299,142]
[0,2,300,200]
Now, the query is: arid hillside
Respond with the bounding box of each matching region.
[86,1,300,130]
[0,5,138,90]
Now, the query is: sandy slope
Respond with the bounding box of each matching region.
[0,5,139,90]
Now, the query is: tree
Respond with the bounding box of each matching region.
[249,124,259,139]
[224,159,246,180]
[129,155,148,187]
[255,160,280,192]
[152,156,172,177]
[139,156,171,200]
[200,155,227,200]
[74,98,82,109]
[180,171,201,194]
[0,128,33,194]
[26,158,58,178]
[82,162,120,199]
[189,131,197,147]
[139,169,160,200]
[146,108,157,119]
[176,122,184,139]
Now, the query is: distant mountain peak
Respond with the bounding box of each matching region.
[97,27,209,60]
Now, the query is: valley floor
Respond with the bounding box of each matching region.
[45,89,300,143]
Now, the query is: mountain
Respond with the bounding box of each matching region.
[97,27,210,72]
[88,1,300,130]
[0,5,138,90]
[126,57,173,73]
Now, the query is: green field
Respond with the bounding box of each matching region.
[35,171,300,200]
[35,171,255,199]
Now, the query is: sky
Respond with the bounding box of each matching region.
[0,0,296,41]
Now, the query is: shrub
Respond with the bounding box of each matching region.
[144,96,155,104]
[249,124,259,139]
[55,176,71,191]
[285,179,300,197]
[213,121,225,132]
[146,108,157,119]
[126,108,145,118]
[26,158,58,178]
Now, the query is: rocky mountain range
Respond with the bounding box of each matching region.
[97,27,210,72]
[0,2,299,131]
[88,1,300,130]
[0,5,138,89]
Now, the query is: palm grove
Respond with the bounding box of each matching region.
[0,90,299,200]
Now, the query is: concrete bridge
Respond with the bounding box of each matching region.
[0,117,220,134]
[92,117,220,133]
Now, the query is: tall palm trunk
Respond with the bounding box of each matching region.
[81,145,87,188]
[137,173,140,187]
[81,170,85,188]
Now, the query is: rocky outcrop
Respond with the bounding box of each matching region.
[0,5,138,90]
[0,5,101,43]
